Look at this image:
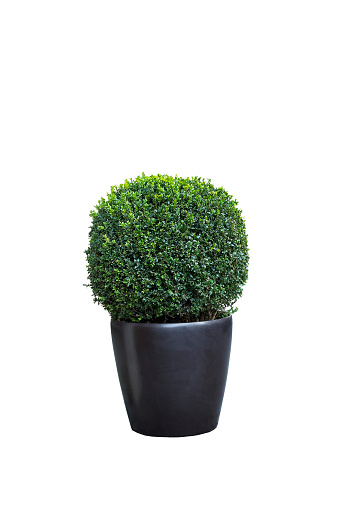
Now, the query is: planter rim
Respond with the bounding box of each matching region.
[111,315,232,328]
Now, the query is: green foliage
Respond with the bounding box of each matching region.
[85,174,249,323]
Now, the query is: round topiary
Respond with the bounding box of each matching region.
[85,174,249,323]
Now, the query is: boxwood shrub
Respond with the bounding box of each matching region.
[85,173,249,323]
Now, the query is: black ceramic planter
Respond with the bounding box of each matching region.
[111,316,232,437]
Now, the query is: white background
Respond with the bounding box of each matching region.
[1,1,338,507]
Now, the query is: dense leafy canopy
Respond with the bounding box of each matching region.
[85,174,249,323]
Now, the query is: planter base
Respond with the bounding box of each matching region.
[131,423,218,438]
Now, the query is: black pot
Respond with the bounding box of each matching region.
[111,316,232,437]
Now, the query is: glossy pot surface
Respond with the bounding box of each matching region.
[111,316,232,437]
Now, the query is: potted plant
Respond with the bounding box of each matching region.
[85,173,249,437]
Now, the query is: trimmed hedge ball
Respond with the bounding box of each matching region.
[85,174,249,323]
